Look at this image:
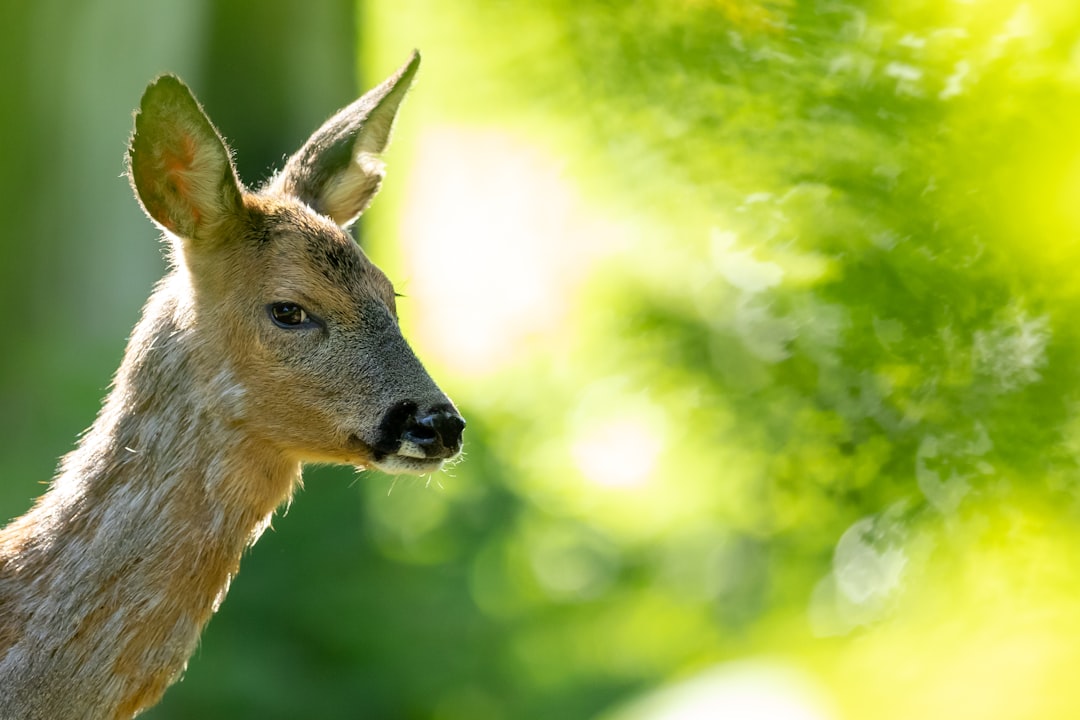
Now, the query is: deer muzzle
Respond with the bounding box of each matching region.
[367,399,465,473]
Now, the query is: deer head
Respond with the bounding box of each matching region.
[127,51,464,475]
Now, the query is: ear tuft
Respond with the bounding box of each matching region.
[128,74,243,240]
[267,51,421,227]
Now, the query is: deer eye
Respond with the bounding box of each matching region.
[268,302,310,328]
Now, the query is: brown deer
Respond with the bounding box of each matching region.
[0,51,464,719]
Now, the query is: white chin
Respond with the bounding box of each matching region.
[371,455,445,475]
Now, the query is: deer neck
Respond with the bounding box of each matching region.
[0,278,301,719]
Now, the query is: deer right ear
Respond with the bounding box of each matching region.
[267,51,420,228]
[128,75,244,241]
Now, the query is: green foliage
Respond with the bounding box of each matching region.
[357,1,1080,718]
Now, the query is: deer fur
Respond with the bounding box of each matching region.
[0,51,464,719]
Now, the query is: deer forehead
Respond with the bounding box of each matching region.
[244,199,396,310]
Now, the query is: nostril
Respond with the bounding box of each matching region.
[443,415,466,441]
[402,423,438,447]
[421,411,465,451]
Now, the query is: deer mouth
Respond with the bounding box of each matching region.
[347,433,453,475]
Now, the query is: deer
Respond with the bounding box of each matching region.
[0,51,464,719]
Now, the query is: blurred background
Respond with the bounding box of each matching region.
[3,0,1080,718]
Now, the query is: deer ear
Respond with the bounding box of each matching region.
[128,75,244,241]
[268,51,420,228]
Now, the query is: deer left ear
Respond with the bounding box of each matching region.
[267,51,420,228]
[128,74,244,241]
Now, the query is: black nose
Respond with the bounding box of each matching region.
[403,408,465,456]
[375,401,465,459]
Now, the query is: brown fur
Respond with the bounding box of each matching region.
[0,52,462,719]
